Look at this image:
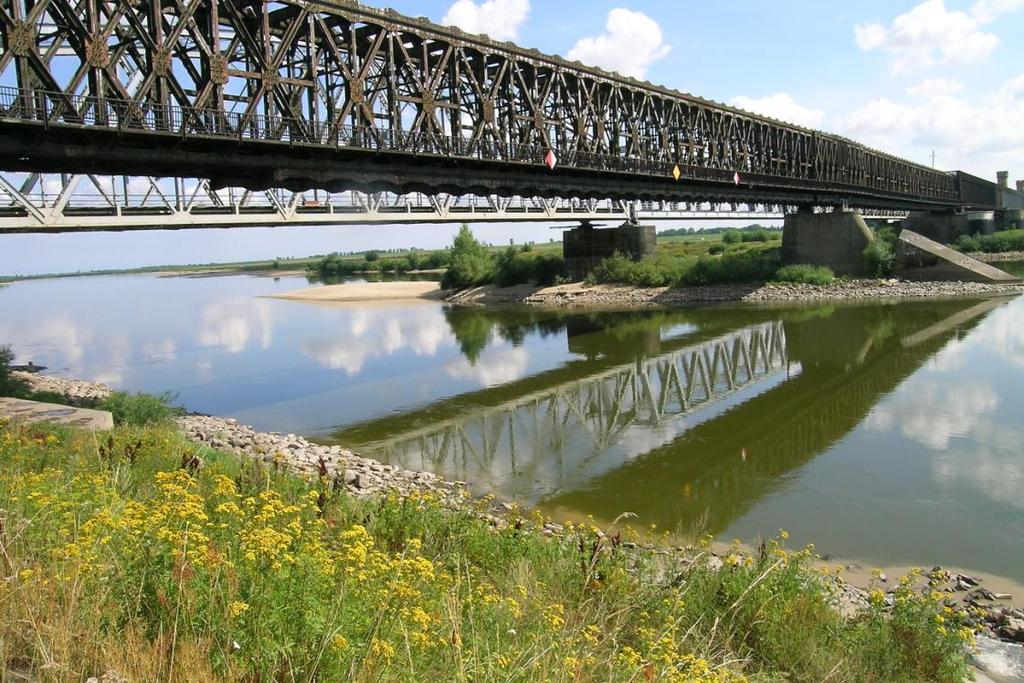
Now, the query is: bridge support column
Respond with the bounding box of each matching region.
[902,211,994,243]
[997,209,1024,230]
[781,210,874,276]
[563,222,656,281]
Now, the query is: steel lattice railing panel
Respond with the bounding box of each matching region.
[0,0,957,207]
[0,171,909,232]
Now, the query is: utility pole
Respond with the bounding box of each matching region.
[931,150,936,168]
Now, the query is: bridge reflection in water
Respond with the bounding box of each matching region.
[334,297,1009,537]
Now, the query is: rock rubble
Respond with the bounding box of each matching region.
[177,414,462,501]
[12,371,111,403]
[447,279,1024,309]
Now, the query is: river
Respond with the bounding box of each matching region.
[1,272,1022,581]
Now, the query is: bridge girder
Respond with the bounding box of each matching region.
[0,0,964,211]
[0,171,910,233]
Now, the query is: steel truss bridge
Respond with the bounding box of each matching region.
[0,172,911,232]
[0,0,989,234]
[358,321,792,501]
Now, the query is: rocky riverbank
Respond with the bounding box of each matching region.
[447,279,1024,308]
[11,371,461,502]
[179,413,460,501]
[8,370,1024,662]
[969,251,1024,263]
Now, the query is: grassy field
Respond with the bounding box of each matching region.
[0,411,978,682]
[0,231,741,284]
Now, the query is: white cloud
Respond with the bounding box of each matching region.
[566,9,671,80]
[441,0,530,42]
[836,74,1024,177]
[197,299,273,354]
[998,74,1024,99]
[970,0,1024,23]
[302,306,452,376]
[729,93,824,128]
[907,77,965,98]
[933,440,1024,510]
[867,381,998,450]
[446,346,529,388]
[853,0,1002,74]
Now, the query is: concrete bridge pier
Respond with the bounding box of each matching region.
[781,209,874,276]
[998,209,1024,230]
[563,221,656,280]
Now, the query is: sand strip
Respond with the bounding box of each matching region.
[270,281,445,303]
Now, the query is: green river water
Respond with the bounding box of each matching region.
[1,273,1022,580]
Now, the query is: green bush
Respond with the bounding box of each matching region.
[955,229,1024,253]
[0,345,28,397]
[441,224,493,289]
[722,230,741,244]
[363,250,380,263]
[740,229,770,243]
[863,240,895,277]
[315,254,363,278]
[590,253,687,287]
[707,243,726,255]
[591,249,780,288]
[493,248,567,287]
[953,234,981,252]
[775,264,836,285]
[100,391,181,426]
[679,249,781,286]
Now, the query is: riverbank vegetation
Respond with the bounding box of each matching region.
[955,229,1024,254]
[863,225,898,277]
[440,225,568,289]
[1,345,179,426]
[587,229,788,288]
[0,414,976,682]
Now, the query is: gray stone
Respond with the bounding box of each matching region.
[972,635,1024,681]
[1000,618,1024,643]
[0,396,113,431]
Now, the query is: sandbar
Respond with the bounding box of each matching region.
[270,280,445,304]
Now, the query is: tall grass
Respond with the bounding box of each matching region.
[775,264,836,285]
[0,345,26,397]
[590,249,781,288]
[955,229,1024,254]
[0,420,976,681]
[100,391,182,426]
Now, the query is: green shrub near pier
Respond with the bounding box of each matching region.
[775,264,836,285]
[0,416,977,682]
[954,229,1024,254]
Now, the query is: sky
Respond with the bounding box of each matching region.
[2,0,1023,276]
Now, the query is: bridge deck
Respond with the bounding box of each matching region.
[0,0,972,213]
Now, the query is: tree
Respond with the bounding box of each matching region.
[442,224,493,289]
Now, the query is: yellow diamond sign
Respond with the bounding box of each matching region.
[672,165,681,181]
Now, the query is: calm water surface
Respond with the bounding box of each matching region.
[2,273,1023,580]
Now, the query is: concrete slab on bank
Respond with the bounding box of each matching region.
[0,397,113,431]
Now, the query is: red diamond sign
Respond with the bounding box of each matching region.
[544,149,558,170]
[733,171,741,186]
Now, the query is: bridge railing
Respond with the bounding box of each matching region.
[0,86,949,203]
